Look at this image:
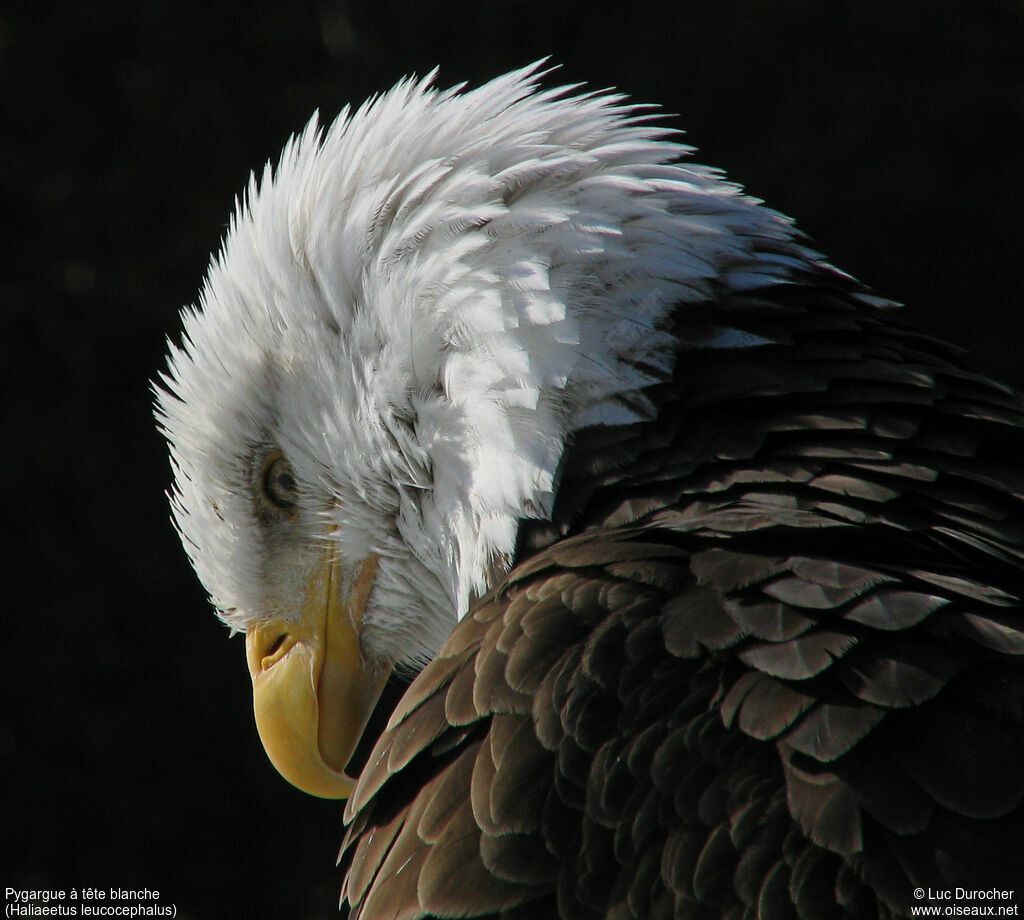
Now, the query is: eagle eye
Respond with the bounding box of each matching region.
[260,451,298,511]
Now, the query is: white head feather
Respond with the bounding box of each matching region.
[156,63,810,668]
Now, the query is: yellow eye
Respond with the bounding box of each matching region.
[261,452,298,511]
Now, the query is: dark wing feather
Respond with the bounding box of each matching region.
[340,274,1024,918]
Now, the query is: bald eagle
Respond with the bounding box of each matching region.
[157,64,1024,916]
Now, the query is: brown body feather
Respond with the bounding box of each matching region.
[340,270,1024,917]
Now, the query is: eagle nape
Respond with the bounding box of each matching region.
[156,63,1024,917]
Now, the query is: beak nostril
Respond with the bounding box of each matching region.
[263,633,289,664]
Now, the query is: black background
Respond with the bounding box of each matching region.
[3,2,1023,917]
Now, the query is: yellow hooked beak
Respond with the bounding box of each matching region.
[244,548,389,799]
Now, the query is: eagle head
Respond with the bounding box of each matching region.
[155,63,805,797]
